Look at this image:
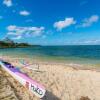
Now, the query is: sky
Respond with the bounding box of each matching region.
[0,0,100,45]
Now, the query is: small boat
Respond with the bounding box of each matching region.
[0,60,46,98]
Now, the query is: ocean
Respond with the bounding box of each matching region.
[0,45,100,65]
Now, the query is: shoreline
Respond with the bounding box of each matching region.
[0,55,100,70]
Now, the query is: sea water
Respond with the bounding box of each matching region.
[0,45,100,65]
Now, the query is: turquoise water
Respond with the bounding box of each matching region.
[0,45,100,65]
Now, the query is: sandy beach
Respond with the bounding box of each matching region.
[0,0,100,99]
[0,56,100,100]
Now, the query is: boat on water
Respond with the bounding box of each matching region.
[0,60,46,98]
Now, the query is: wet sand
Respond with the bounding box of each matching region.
[0,57,100,100]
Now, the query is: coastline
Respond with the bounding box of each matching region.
[0,55,100,70]
[0,55,100,100]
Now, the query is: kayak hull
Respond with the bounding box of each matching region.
[0,61,46,98]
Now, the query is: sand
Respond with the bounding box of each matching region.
[0,68,19,100]
[0,56,100,100]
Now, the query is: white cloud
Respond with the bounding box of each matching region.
[54,17,76,31]
[78,15,99,28]
[12,36,22,40]
[3,0,12,7]
[83,39,100,44]
[7,25,45,39]
[20,10,30,16]
[7,25,16,31]
[69,39,100,45]
[7,32,16,35]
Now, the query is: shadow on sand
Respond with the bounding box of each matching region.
[42,90,60,100]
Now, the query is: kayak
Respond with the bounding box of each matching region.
[0,60,46,98]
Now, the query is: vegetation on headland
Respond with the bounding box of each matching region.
[0,37,40,48]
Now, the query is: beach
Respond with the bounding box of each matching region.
[0,0,100,99]
[0,56,100,100]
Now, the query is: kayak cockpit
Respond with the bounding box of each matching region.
[1,61,20,72]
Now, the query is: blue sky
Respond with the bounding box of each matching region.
[0,0,100,45]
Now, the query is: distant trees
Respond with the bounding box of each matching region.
[0,37,41,48]
[0,37,31,48]
[3,37,14,44]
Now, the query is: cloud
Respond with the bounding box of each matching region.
[7,25,16,31]
[69,39,100,45]
[77,15,99,28]
[19,10,30,16]
[7,25,45,39]
[83,39,100,44]
[3,0,12,7]
[12,36,22,40]
[54,17,76,31]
